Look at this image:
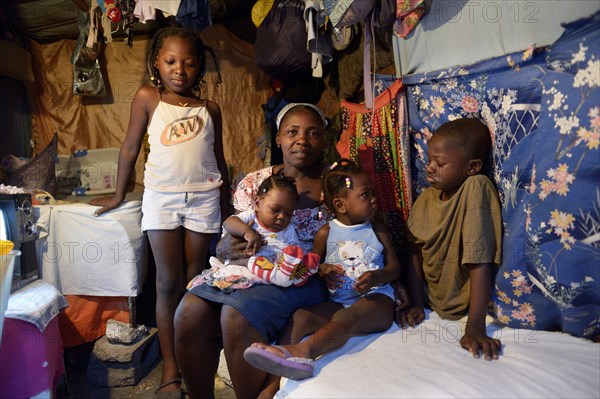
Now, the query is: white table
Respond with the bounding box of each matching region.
[34,201,145,296]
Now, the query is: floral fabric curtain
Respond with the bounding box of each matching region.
[403,12,599,340]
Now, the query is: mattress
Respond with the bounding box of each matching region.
[278,310,600,398]
[35,200,145,296]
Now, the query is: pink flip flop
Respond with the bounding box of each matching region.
[243,345,315,380]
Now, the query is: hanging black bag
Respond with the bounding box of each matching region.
[253,0,311,78]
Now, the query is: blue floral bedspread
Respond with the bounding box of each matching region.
[403,12,599,339]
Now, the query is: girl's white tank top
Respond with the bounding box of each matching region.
[144,101,222,192]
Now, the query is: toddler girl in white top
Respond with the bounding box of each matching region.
[188,172,320,292]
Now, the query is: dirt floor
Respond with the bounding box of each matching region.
[54,243,237,398]
[56,343,236,399]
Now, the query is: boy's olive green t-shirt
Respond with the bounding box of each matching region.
[407,174,502,320]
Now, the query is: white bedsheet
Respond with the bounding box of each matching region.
[35,201,145,296]
[278,310,600,398]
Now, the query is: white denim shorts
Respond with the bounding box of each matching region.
[141,188,221,233]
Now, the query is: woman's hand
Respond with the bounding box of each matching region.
[243,229,263,256]
[318,263,345,290]
[89,195,123,216]
[216,231,253,261]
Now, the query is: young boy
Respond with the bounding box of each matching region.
[399,118,503,361]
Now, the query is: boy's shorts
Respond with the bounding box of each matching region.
[141,188,221,233]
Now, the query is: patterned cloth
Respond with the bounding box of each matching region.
[5,280,68,332]
[336,79,412,252]
[403,11,600,339]
[393,0,427,38]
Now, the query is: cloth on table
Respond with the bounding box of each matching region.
[35,201,144,296]
[4,279,68,332]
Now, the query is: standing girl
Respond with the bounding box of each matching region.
[90,26,229,398]
[243,160,401,381]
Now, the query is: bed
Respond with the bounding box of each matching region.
[278,310,600,398]
[278,7,599,398]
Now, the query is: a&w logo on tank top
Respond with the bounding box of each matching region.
[160,115,204,146]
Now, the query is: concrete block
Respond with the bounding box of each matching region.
[106,319,148,345]
[93,327,156,363]
[87,327,160,387]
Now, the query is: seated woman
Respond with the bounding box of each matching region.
[174,103,331,399]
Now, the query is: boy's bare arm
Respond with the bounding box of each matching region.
[461,262,501,360]
[396,243,426,328]
[406,244,424,306]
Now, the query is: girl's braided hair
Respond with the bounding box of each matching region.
[257,170,299,200]
[321,159,364,212]
[146,26,222,93]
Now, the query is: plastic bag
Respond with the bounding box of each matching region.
[324,0,375,27]
[253,0,311,78]
[73,46,107,96]
[72,8,107,97]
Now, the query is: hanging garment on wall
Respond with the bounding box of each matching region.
[393,0,426,38]
[252,0,275,28]
[336,78,412,251]
[304,0,333,78]
[324,0,375,27]
[72,6,107,97]
[133,0,181,23]
[254,0,311,78]
[177,0,211,31]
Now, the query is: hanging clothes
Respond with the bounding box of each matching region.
[304,0,333,78]
[393,0,426,38]
[133,0,181,23]
[176,0,212,31]
[336,78,412,250]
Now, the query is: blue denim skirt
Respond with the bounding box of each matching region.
[187,276,328,342]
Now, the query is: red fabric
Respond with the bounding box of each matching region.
[336,79,412,251]
[0,317,64,398]
[59,295,129,347]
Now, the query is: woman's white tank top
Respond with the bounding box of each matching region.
[144,101,222,192]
